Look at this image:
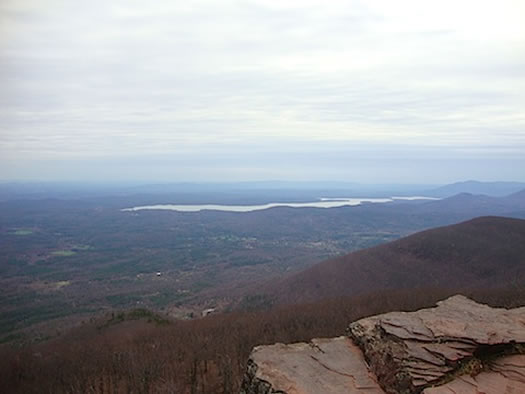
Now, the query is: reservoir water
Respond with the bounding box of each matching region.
[122,196,437,213]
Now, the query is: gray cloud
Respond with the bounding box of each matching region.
[1,0,524,182]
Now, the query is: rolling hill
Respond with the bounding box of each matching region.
[262,216,525,305]
[418,189,525,214]
[425,180,525,197]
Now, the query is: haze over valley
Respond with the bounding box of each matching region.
[1,180,525,341]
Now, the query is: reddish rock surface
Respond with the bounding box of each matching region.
[348,295,525,393]
[423,354,525,393]
[241,296,525,394]
[240,336,385,394]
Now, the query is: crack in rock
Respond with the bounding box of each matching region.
[241,296,525,394]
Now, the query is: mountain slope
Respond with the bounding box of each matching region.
[426,181,525,197]
[264,216,525,305]
[504,188,525,210]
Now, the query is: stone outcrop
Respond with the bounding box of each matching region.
[349,295,525,393]
[240,296,525,394]
[241,337,385,393]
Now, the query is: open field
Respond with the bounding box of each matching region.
[10,229,33,236]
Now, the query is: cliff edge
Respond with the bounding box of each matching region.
[240,295,525,394]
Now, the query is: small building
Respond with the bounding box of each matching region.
[202,308,216,317]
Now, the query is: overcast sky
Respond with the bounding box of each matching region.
[1,0,524,183]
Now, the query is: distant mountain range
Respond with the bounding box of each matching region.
[425,180,525,197]
[406,189,525,215]
[1,180,524,201]
[261,216,525,305]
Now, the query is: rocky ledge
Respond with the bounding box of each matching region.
[240,295,525,394]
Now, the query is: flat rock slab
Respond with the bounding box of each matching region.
[348,295,525,393]
[240,336,385,394]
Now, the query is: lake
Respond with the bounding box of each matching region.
[121,196,437,213]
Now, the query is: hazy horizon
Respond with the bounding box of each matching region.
[1,178,524,186]
[2,0,524,183]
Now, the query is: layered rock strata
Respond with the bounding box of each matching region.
[241,296,525,394]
